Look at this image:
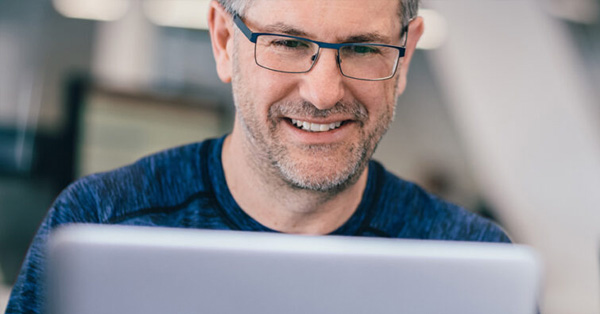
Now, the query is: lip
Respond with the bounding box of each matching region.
[285,116,350,125]
[281,117,356,145]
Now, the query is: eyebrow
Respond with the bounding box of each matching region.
[342,33,391,44]
[261,22,393,44]
[262,22,311,37]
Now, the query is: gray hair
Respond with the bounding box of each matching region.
[216,0,420,29]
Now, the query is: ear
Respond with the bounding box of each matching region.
[396,16,425,96]
[208,0,234,83]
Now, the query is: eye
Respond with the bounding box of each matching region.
[345,45,380,55]
[271,39,311,49]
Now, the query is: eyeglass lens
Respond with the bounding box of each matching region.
[254,35,400,80]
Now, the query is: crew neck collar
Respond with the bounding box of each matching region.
[207,135,379,235]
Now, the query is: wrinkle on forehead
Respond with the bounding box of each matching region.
[256,22,396,44]
[245,0,402,43]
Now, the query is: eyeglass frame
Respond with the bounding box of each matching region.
[232,13,409,81]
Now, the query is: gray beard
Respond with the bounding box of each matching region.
[235,99,389,196]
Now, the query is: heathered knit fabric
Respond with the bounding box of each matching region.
[5,135,510,314]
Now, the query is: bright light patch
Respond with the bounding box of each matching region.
[52,0,130,22]
[144,0,211,30]
[416,9,449,50]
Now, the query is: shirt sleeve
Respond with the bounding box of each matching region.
[5,181,101,314]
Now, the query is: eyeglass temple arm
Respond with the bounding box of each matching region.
[233,13,257,43]
[401,17,415,47]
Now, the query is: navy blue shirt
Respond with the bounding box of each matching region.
[6,136,510,314]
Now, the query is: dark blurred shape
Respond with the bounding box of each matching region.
[0,74,90,284]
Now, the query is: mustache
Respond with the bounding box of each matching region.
[268,100,368,122]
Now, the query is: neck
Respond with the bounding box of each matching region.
[221,130,368,235]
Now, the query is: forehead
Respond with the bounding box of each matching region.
[244,0,402,42]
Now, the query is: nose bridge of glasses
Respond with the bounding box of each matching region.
[309,45,342,73]
[310,42,343,66]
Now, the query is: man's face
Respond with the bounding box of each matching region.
[229,0,407,193]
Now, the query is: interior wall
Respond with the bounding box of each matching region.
[425,1,600,313]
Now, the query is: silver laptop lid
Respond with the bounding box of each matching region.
[48,224,541,314]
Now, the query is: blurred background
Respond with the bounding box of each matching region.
[0,0,599,313]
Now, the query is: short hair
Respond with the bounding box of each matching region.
[216,0,420,30]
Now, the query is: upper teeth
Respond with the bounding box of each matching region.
[291,119,342,132]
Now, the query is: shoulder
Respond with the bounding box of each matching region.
[6,138,224,314]
[51,139,219,225]
[367,161,511,243]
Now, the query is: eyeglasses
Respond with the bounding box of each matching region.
[233,14,407,81]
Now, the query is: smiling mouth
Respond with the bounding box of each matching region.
[287,118,349,132]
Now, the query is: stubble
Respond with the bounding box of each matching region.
[231,37,395,196]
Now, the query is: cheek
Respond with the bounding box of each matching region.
[348,81,397,116]
[235,52,270,116]
[240,65,300,118]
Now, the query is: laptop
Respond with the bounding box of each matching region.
[47,224,541,314]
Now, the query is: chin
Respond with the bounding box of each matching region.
[275,154,368,194]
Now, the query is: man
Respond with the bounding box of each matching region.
[6,0,510,313]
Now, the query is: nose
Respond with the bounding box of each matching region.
[298,48,345,110]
